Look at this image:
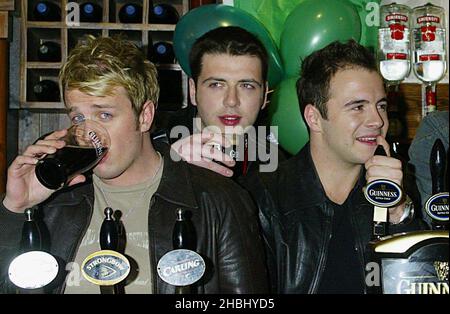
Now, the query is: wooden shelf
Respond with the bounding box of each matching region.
[20,0,188,109]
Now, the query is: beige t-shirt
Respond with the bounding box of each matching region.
[64,154,163,294]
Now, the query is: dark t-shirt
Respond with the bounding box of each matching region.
[317,192,365,294]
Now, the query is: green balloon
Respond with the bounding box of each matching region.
[268,78,309,155]
[280,0,362,77]
[173,4,284,88]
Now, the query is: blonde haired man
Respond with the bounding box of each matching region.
[0,36,267,294]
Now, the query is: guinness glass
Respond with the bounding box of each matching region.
[35,120,110,190]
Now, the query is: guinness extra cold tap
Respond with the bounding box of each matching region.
[364,145,403,240]
[369,140,449,294]
[426,139,449,230]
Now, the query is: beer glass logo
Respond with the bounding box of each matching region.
[434,261,449,282]
[88,130,106,156]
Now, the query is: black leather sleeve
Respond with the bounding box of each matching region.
[0,197,25,293]
[239,173,279,293]
[211,183,269,293]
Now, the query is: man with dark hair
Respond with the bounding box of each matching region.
[167,26,280,178]
[243,40,422,293]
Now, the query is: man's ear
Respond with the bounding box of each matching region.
[261,81,269,110]
[139,100,156,132]
[189,78,197,107]
[304,104,323,133]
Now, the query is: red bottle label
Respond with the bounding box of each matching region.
[421,25,437,41]
[389,23,406,40]
[387,53,407,60]
[419,54,440,61]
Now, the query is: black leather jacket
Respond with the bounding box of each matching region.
[243,143,424,293]
[0,145,268,294]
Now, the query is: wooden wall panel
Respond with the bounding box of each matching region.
[0,11,7,38]
[18,111,70,154]
[0,1,14,11]
[399,83,449,142]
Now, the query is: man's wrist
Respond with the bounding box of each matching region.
[2,197,27,214]
[390,196,414,225]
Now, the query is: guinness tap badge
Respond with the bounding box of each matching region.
[364,179,403,208]
[425,192,449,222]
[157,249,206,286]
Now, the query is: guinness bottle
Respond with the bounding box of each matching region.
[149,41,175,64]
[80,2,103,23]
[33,79,60,102]
[150,3,179,24]
[118,3,143,23]
[32,1,61,22]
[37,41,61,62]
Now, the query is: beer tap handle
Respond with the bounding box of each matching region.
[371,145,389,240]
[20,208,42,252]
[173,208,196,251]
[99,207,123,294]
[430,139,446,195]
[100,207,118,251]
[173,208,195,294]
[375,145,387,157]
[157,209,204,293]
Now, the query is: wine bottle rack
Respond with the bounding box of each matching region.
[20,0,189,110]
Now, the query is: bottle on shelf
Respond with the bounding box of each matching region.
[118,3,143,23]
[150,3,179,24]
[33,79,60,102]
[412,3,447,116]
[189,0,217,10]
[377,3,411,85]
[80,2,103,23]
[149,41,175,64]
[32,1,61,22]
[37,41,61,62]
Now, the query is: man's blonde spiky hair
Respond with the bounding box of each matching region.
[59,35,159,119]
